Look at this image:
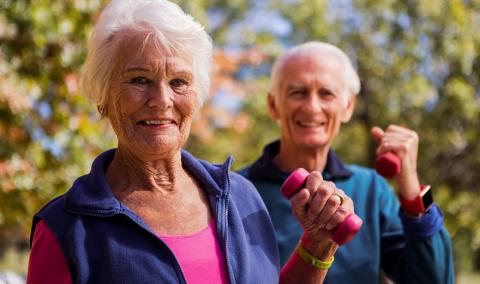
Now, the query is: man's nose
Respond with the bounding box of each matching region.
[302,92,323,113]
[147,82,173,109]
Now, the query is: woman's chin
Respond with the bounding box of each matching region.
[146,142,180,154]
[121,138,181,158]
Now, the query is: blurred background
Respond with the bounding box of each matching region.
[0,0,479,282]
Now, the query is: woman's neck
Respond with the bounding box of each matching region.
[105,147,184,194]
[105,147,212,236]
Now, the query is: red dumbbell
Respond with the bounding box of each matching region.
[280,168,363,245]
[375,152,401,179]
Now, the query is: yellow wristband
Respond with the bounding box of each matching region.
[296,243,334,269]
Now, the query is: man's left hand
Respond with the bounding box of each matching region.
[371,125,421,199]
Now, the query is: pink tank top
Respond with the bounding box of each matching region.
[159,221,229,284]
[28,220,229,284]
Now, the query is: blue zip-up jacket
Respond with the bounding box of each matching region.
[239,141,454,284]
[30,149,280,283]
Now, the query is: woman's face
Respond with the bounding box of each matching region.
[106,32,198,159]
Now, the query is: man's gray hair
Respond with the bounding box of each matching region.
[82,0,212,115]
[269,41,361,104]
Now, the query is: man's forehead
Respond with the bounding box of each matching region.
[280,53,343,80]
[283,49,343,69]
[276,51,346,91]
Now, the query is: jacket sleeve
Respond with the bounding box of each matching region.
[377,178,454,284]
[27,219,73,284]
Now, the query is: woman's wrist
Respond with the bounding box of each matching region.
[296,243,335,269]
[300,234,338,261]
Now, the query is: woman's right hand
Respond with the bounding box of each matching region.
[289,171,355,249]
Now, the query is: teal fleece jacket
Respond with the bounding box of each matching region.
[239,140,454,284]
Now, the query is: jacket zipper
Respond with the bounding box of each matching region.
[66,208,188,284]
[221,163,235,284]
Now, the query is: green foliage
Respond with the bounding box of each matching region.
[0,0,114,249]
[1,0,479,277]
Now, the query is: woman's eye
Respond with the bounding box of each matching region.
[170,78,188,88]
[130,76,152,85]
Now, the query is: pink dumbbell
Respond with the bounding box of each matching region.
[375,152,401,179]
[280,168,363,245]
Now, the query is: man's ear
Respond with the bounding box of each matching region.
[267,93,279,121]
[341,95,356,123]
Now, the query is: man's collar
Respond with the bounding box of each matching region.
[323,147,353,180]
[248,140,353,181]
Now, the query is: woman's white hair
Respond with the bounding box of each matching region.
[269,41,361,105]
[82,0,212,115]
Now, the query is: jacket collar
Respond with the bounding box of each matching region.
[248,140,352,182]
[64,149,232,214]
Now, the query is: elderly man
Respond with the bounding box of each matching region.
[240,41,454,283]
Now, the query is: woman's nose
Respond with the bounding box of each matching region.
[147,83,173,109]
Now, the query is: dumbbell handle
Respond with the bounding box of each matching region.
[375,152,401,178]
[280,168,363,246]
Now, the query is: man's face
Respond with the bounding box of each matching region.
[268,50,355,150]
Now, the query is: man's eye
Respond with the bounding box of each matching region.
[170,78,188,88]
[320,90,335,97]
[291,90,306,97]
[130,77,152,85]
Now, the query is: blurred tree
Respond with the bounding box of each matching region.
[0,0,114,252]
[1,0,479,277]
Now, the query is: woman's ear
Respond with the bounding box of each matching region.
[341,95,356,123]
[267,93,279,121]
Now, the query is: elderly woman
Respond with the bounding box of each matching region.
[26,1,356,283]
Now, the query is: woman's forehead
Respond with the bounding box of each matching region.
[114,30,193,70]
[122,58,193,76]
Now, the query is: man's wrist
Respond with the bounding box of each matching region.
[400,185,433,216]
[400,204,444,240]
[398,173,421,200]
